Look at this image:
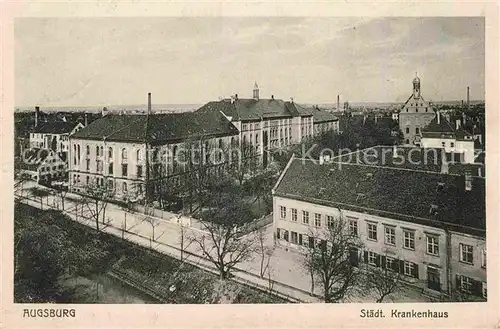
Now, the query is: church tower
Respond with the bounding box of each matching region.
[413,73,421,98]
[253,82,259,100]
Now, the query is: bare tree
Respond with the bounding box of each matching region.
[364,258,405,303]
[31,187,51,210]
[254,225,273,278]
[229,141,259,186]
[52,181,69,210]
[80,179,114,231]
[144,215,160,241]
[301,214,364,303]
[190,192,259,280]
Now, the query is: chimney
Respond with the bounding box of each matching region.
[230,95,235,104]
[84,113,88,126]
[148,92,152,114]
[467,86,470,110]
[455,118,461,130]
[102,107,108,117]
[437,111,441,124]
[337,95,340,111]
[35,106,40,127]
[235,94,238,100]
[465,170,472,191]
[271,95,274,100]
[290,97,294,104]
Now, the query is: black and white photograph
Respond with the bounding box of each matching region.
[3,3,499,328]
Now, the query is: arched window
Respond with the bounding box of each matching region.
[121,148,127,162]
[96,145,99,157]
[73,145,77,165]
[405,127,410,134]
[231,137,236,146]
[100,146,103,156]
[136,149,142,162]
[108,147,113,159]
[405,139,410,144]
[172,145,178,171]
[122,182,127,194]
[255,133,259,144]
[77,145,81,164]
[86,145,90,156]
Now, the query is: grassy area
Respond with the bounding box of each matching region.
[14,202,287,304]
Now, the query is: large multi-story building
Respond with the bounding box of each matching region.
[196,83,334,167]
[311,107,340,136]
[69,98,239,201]
[17,147,68,184]
[399,75,436,145]
[272,154,486,300]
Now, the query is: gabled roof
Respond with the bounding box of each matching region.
[71,111,239,145]
[33,121,80,134]
[18,147,57,171]
[422,115,473,140]
[311,108,339,123]
[274,157,485,236]
[196,98,313,121]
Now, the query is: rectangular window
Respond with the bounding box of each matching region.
[302,211,309,224]
[314,213,321,227]
[450,142,455,148]
[384,226,396,246]
[368,251,377,266]
[481,250,486,269]
[308,236,315,248]
[426,235,439,256]
[460,275,473,293]
[280,206,286,219]
[136,165,143,177]
[327,215,334,228]
[386,256,395,270]
[367,223,377,241]
[108,163,114,175]
[298,233,303,246]
[291,208,297,222]
[349,220,358,236]
[86,159,90,171]
[291,231,298,244]
[460,243,474,264]
[121,164,128,177]
[404,261,415,276]
[96,160,103,172]
[283,230,289,242]
[403,230,415,250]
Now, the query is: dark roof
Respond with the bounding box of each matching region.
[33,121,80,134]
[71,111,239,145]
[196,98,312,121]
[274,157,485,236]
[311,108,339,123]
[422,115,472,141]
[332,146,445,173]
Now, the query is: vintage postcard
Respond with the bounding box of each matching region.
[1,1,498,328]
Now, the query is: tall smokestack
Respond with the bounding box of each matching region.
[84,113,88,126]
[34,106,40,128]
[148,92,152,114]
[337,95,340,111]
[467,86,470,110]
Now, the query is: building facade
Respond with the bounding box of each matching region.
[399,75,436,145]
[18,148,68,184]
[69,108,239,201]
[421,112,476,164]
[196,83,339,167]
[272,155,486,300]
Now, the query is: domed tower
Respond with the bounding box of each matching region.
[253,81,259,100]
[413,73,421,98]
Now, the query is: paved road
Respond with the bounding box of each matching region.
[16,183,432,303]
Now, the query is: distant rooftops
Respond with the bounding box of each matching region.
[274,155,485,236]
[422,113,472,141]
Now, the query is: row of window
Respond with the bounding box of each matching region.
[458,275,487,299]
[40,164,65,172]
[276,227,419,278]
[72,174,144,195]
[279,206,486,266]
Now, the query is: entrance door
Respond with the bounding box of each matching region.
[427,266,441,291]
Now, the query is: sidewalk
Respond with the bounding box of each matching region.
[16,184,432,303]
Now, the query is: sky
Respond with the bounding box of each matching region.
[15,17,485,107]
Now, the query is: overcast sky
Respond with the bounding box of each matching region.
[15,17,484,107]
